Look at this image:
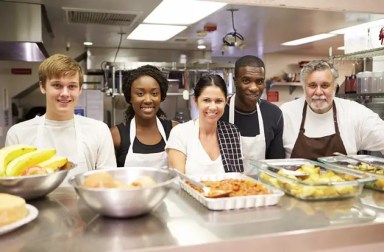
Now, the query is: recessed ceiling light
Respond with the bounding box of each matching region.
[281,33,337,46]
[144,0,226,25]
[127,24,187,41]
[83,41,93,46]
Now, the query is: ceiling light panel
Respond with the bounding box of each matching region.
[144,0,227,25]
[127,24,187,41]
[282,33,337,46]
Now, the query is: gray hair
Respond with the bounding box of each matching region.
[300,60,339,84]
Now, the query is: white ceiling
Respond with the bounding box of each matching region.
[5,0,384,60]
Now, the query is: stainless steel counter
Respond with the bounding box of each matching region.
[2,185,384,252]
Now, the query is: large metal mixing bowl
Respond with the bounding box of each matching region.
[68,167,177,218]
[0,165,73,200]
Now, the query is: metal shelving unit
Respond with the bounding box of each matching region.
[337,93,384,99]
[270,81,302,94]
[332,47,384,61]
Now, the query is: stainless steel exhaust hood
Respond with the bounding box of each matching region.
[0,1,48,61]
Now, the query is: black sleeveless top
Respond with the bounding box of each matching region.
[116,118,173,167]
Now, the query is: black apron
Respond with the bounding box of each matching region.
[291,101,347,160]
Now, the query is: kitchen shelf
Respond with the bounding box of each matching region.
[337,93,384,99]
[332,47,384,61]
[270,82,302,94]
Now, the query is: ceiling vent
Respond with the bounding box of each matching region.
[63,8,141,26]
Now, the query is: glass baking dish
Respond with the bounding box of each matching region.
[249,159,375,201]
[318,155,384,192]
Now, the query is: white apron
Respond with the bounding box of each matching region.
[229,94,266,172]
[124,117,168,168]
[185,120,225,175]
[36,115,87,186]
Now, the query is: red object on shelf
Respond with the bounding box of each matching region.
[267,91,279,102]
[204,23,217,32]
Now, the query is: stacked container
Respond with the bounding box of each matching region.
[356,71,384,94]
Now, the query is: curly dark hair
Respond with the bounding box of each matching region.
[123,65,169,120]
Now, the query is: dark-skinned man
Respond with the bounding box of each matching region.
[221,55,284,171]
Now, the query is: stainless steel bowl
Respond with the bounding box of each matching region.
[68,167,177,218]
[0,167,72,200]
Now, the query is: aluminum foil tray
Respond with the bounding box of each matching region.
[318,155,384,192]
[249,159,374,201]
[179,173,284,211]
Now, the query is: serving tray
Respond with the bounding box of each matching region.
[178,173,284,211]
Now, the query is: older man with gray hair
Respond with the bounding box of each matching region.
[281,59,384,160]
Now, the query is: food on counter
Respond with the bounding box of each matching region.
[346,162,384,191]
[186,178,270,197]
[347,162,384,174]
[260,163,359,199]
[36,156,68,172]
[21,166,49,176]
[0,145,69,177]
[83,172,157,189]
[0,193,28,227]
[0,145,36,176]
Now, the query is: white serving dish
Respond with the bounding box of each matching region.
[178,173,284,211]
[0,204,38,235]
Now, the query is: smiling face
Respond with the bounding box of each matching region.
[130,75,161,121]
[304,69,336,114]
[235,66,265,111]
[195,85,227,125]
[40,72,81,121]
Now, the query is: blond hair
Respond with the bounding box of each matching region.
[38,54,84,87]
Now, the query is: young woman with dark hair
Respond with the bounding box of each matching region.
[166,74,243,175]
[111,65,177,167]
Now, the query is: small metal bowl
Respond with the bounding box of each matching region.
[68,167,177,218]
[0,162,75,200]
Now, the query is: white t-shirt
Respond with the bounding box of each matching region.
[303,106,335,137]
[165,120,225,175]
[281,97,384,158]
[5,115,117,183]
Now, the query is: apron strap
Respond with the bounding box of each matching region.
[128,117,167,153]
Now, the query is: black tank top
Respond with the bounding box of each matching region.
[116,118,173,167]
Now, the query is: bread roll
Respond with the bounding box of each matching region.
[0,193,28,227]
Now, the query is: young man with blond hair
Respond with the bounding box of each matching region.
[6,54,116,183]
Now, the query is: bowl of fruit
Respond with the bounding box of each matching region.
[0,145,75,200]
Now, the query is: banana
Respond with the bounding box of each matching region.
[0,145,37,176]
[6,148,56,176]
[37,156,68,172]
